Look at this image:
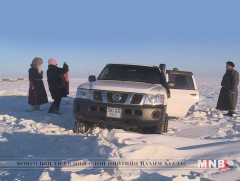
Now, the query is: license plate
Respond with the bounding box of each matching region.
[106,107,122,118]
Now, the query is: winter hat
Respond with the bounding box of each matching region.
[226,61,235,67]
[31,57,43,68]
[48,58,58,66]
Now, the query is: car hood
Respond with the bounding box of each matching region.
[78,80,164,94]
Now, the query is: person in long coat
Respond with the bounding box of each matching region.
[64,70,69,95]
[63,66,70,104]
[217,61,239,117]
[47,58,69,114]
[28,57,48,111]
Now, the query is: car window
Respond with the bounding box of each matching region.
[169,74,195,90]
[98,64,162,84]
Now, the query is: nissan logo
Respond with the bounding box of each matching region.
[112,94,122,102]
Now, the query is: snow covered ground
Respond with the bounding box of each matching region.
[0,78,240,181]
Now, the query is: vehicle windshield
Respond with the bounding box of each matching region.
[98,64,161,84]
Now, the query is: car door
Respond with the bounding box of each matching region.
[166,70,199,118]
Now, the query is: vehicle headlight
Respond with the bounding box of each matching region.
[144,94,165,105]
[76,89,92,99]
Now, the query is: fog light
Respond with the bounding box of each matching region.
[152,110,161,119]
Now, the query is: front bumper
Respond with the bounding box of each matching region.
[73,98,167,129]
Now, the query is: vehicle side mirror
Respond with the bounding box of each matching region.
[88,75,96,82]
[167,81,175,88]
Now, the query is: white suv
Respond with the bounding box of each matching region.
[73,64,199,134]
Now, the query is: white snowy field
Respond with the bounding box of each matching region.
[0,78,240,181]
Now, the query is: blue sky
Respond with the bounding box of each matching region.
[0,0,239,78]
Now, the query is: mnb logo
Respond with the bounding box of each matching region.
[198,160,228,170]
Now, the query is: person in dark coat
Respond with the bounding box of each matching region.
[159,64,170,98]
[64,69,69,95]
[216,61,239,117]
[28,57,48,111]
[47,58,69,114]
[63,65,70,104]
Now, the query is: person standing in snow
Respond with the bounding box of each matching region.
[47,58,69,114]
[63,62,70,104]
[217,61,239,117]
[159,64,170,98]
[28,57,48,111]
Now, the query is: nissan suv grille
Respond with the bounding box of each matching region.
[92,90,144,105]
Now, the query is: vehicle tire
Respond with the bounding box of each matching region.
[162,114,168,133]
[155,123,164,134]
[73,120,90,134]
[155,113,168,134]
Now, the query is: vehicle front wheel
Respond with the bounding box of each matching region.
[155,114,168,134]
[155,123,164,134]
[73,120,91,134]
[162,113,168,133]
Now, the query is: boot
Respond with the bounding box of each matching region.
[48,103,55,113]
[224,111,234,117]
[35,105,43,111]
[228,111,235,117]
[53,106,60,115]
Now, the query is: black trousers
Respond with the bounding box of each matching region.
[49,96,62,113]
[53,96,62,110]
